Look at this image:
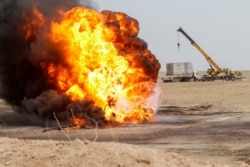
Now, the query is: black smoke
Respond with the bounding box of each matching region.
[0,0,160,128]
[0,0,107,127]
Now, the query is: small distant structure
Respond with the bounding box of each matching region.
[161,62,198,82]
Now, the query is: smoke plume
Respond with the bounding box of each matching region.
[0,0,160,128]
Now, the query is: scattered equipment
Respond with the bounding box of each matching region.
[177,27,244,81]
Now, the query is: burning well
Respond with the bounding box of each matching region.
[0,1,161,128]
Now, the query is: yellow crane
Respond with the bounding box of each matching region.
[177,27,242,81]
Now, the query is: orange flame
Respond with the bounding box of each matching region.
[24,6,161,127]
[22,6,45,41]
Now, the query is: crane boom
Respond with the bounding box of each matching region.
[177,27,224,76]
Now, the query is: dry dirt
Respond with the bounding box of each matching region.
[1,71,250,167]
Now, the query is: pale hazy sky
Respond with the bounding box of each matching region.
[95,0,250,71]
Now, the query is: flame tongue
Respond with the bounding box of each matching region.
[21,6,161,128]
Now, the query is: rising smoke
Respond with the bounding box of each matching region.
[0,0,100,123]
[0,0,160,127]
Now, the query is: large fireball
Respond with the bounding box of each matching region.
[0,1,161,128]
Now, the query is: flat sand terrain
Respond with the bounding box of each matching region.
[1,71,250,167]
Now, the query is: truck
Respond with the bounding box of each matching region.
[177,27,244,81]
[161,62,198,82]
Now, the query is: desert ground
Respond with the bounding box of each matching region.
[1,71,250,167]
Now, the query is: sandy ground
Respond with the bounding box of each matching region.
[1,71,250,167]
